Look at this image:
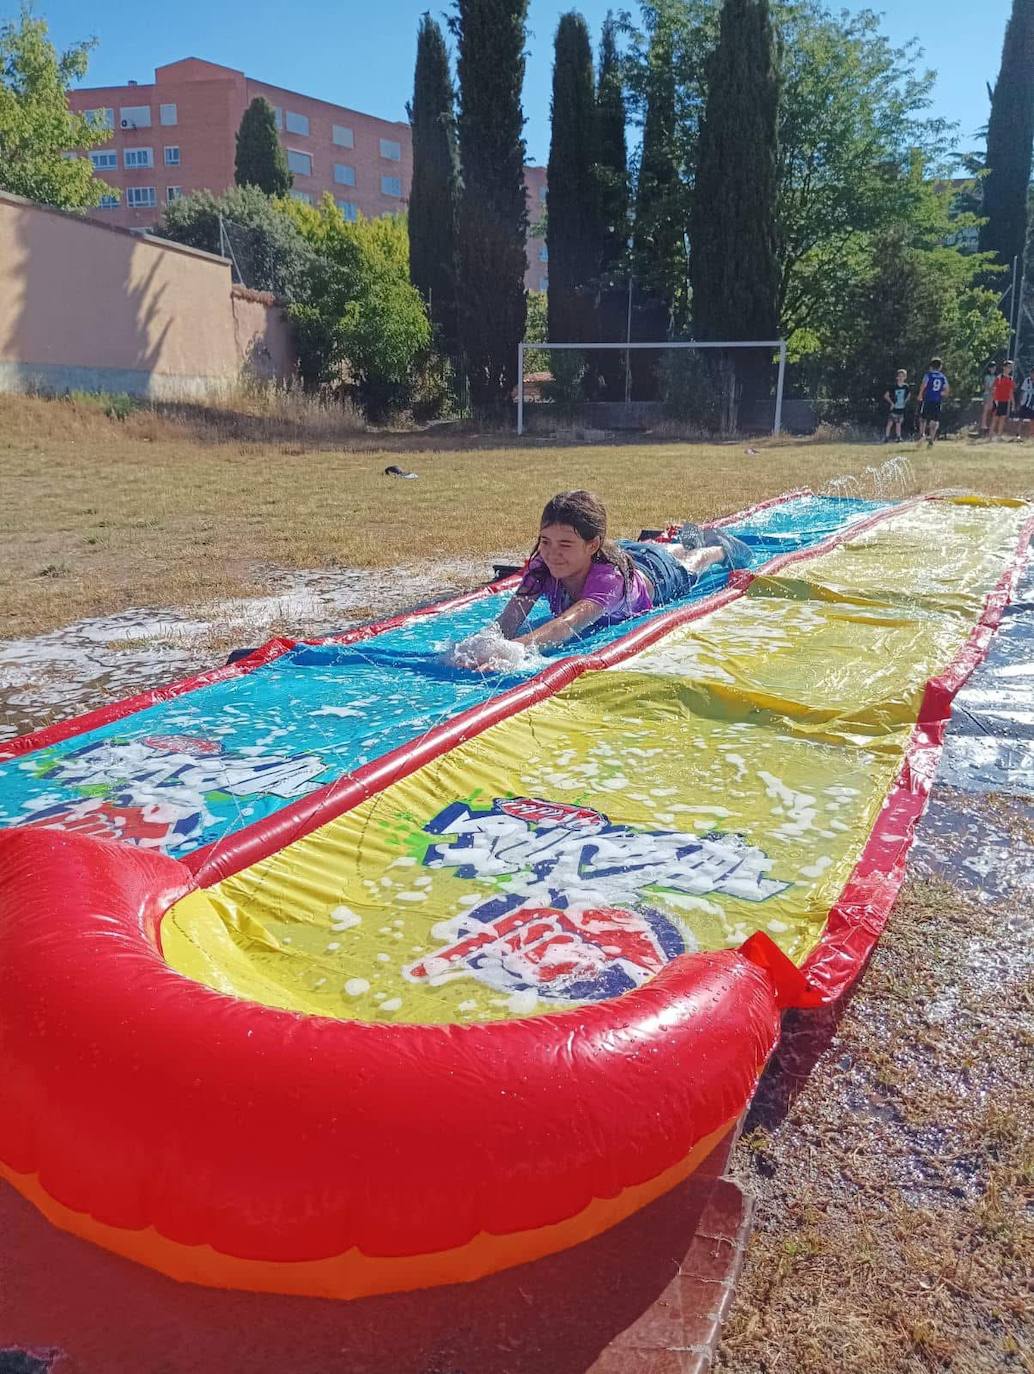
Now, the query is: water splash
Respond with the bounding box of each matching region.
[823,455,915,501]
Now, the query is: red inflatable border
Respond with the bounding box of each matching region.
[0,822,781,1273]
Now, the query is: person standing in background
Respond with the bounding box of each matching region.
[882,369,911,443]
[990,360,1016,441]
[917,357,950,447]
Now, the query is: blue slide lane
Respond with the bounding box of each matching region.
[0,496,887,857]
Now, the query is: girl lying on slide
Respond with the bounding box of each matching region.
[455,490,751,670]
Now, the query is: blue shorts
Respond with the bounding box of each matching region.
[619,541,697,608]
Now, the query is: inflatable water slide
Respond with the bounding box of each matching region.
[0,490,1029,1299]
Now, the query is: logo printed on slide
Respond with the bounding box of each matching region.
[404,796,791,1002]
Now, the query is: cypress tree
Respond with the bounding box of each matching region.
[597,15,628,279]
[979,0,1034,293]
[629,31,680,398]
[234,97,292,196]
[455,0,530,411]
[409,15,461,368]
[595,12,630,396]
[690,0,779,420]
[546,12,600,360]
[691,0,779,340]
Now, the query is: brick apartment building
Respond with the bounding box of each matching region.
[68,57,549,293]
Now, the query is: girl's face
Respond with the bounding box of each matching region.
[538,522,601,580]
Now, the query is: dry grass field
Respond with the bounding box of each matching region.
[2,391,1032,637]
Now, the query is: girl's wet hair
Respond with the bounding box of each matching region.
[530,490,634,594]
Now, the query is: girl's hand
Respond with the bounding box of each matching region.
[449,629,528,673]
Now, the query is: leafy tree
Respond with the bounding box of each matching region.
[547,12,601,361]
[815,172,1006,422]
[454,0,529,410]
[0,8,114,209]
[408,14,460,369]
[979,0,1034,285]
[157,185,312,300]
[774,1,953,345]
[283,197,432,417]
[234,97,292,196]
[595,13,630,394]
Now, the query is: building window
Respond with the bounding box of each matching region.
[379,138,402,161]
[119,105,152,129]
[538,244,548,262]
[124,147,154,169]
[336,200,358,221]
[164,146,181,166]
[273,106,283,129]
[539,275,548,291]
[159,103,177,126]
[88,107,114,131]
[287,149,312,177]
[333,162,356,186]
[380,175,402,198]
[126,187,157,208]
[285,110,309,136]
[539,185,547,201]
[290,189,312,204]
[166,186,183,203]
[98,194,119,209]
[90,150,118,171]
[332,124,354,148]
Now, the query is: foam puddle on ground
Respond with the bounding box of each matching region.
[0,560,504,742]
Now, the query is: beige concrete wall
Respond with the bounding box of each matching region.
[0,191,294,397]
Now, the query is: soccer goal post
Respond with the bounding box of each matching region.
[516,338,788,437]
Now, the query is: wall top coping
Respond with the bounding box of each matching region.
[0,189,232,269]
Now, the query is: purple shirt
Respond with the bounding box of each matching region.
[516,554,653,627]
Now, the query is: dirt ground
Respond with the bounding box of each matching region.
[716,854,1034,1373]
[3,392,1033,639]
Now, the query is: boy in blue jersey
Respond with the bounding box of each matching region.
[917,357,950,447]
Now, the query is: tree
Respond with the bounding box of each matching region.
[690,0,779,423]
[234,97,292,196]
[597,13,628,276]
[774,1,953,346]
[595,14,630,394]
[454,0,529,410]
[546,11,601,372]
[691,0,779,342]
[979,0,1034,290]
[157,185,312,300]
[629,25,681,396]
[816,171,1007,421]
[284,197,432,417]
[0,8,114,209]
[408,14,460,369]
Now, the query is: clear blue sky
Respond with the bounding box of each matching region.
[40,0,1006,164]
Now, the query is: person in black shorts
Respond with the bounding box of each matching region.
[882,369,910,442]
[917,357,950,446]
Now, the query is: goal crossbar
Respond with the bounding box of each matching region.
[516,338,788,436]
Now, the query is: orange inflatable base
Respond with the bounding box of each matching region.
[0,1118,733,1300]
